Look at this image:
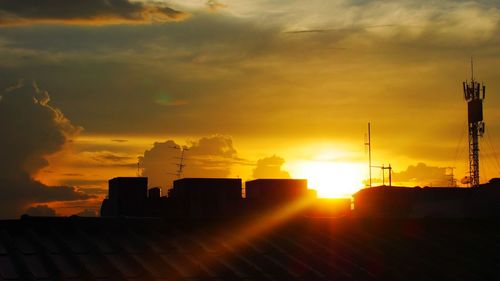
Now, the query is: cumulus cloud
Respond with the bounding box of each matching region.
[392,163,451,187]
[0,0,188,26]
[0,82,91,218]
[139,135,241,190]
[25,204,56,216]
[252,155,290,179]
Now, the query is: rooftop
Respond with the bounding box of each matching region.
[0,216,498,280]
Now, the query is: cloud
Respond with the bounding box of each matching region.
[77,187,108,196]
[0,0,498,183]
[0,0,188,26]
[206,0,227,12]
[90,151,133,163]
[60,179,107,188]
[60,150,136,168]
[392,163,451,187]
[0,82,91,218]
[252,155,290,179]
[139,135,240,190]
[25,204,56,216]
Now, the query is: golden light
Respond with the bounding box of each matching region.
[176,195,315,278]
[291,160,365,198]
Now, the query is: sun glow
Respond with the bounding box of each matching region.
[291,161,365,198]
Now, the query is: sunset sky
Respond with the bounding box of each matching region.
[1,0,499,217]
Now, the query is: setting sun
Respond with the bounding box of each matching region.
[291,161,365,198]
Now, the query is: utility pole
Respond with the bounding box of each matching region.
[364,123,394,187]
[372,164,393,187]
[387,164,392,187]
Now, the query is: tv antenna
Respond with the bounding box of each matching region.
[170,145,189,178]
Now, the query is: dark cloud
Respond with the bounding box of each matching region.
[252,155,290,179]
[90,151,133,163]
[392,163,451,186]
[24,204,56,216]
[77,187,107,196]
[59,179,106,187]
[0,0,188,25]
[60,151,137,169]
[139,135,239,190]
[0,82,91,218]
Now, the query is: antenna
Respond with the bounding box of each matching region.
[471,57,474,81]
[171,145,189,178]
[364,122,372,187]
[372,164,393,187]
[445,167,457,187]
[463,59,485,187]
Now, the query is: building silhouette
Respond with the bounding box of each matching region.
[246,179,309,205]
[101,177,148,217]
[353,179,500,218]
[169,178,243,219]
[101,176,500,219]
[100,177,352,219]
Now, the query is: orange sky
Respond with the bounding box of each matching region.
[1,0,500,217]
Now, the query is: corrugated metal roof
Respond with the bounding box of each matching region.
[0,216,498,280]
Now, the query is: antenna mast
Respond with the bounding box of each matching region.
[365,123,372,187]
[462,58,486,187]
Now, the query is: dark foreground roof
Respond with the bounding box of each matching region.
[0,216,499,280]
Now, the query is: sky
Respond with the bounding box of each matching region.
[0,0,499,218]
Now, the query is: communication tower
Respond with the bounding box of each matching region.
[463,59,486,187]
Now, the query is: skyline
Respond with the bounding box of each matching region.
[1,0,500,217]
